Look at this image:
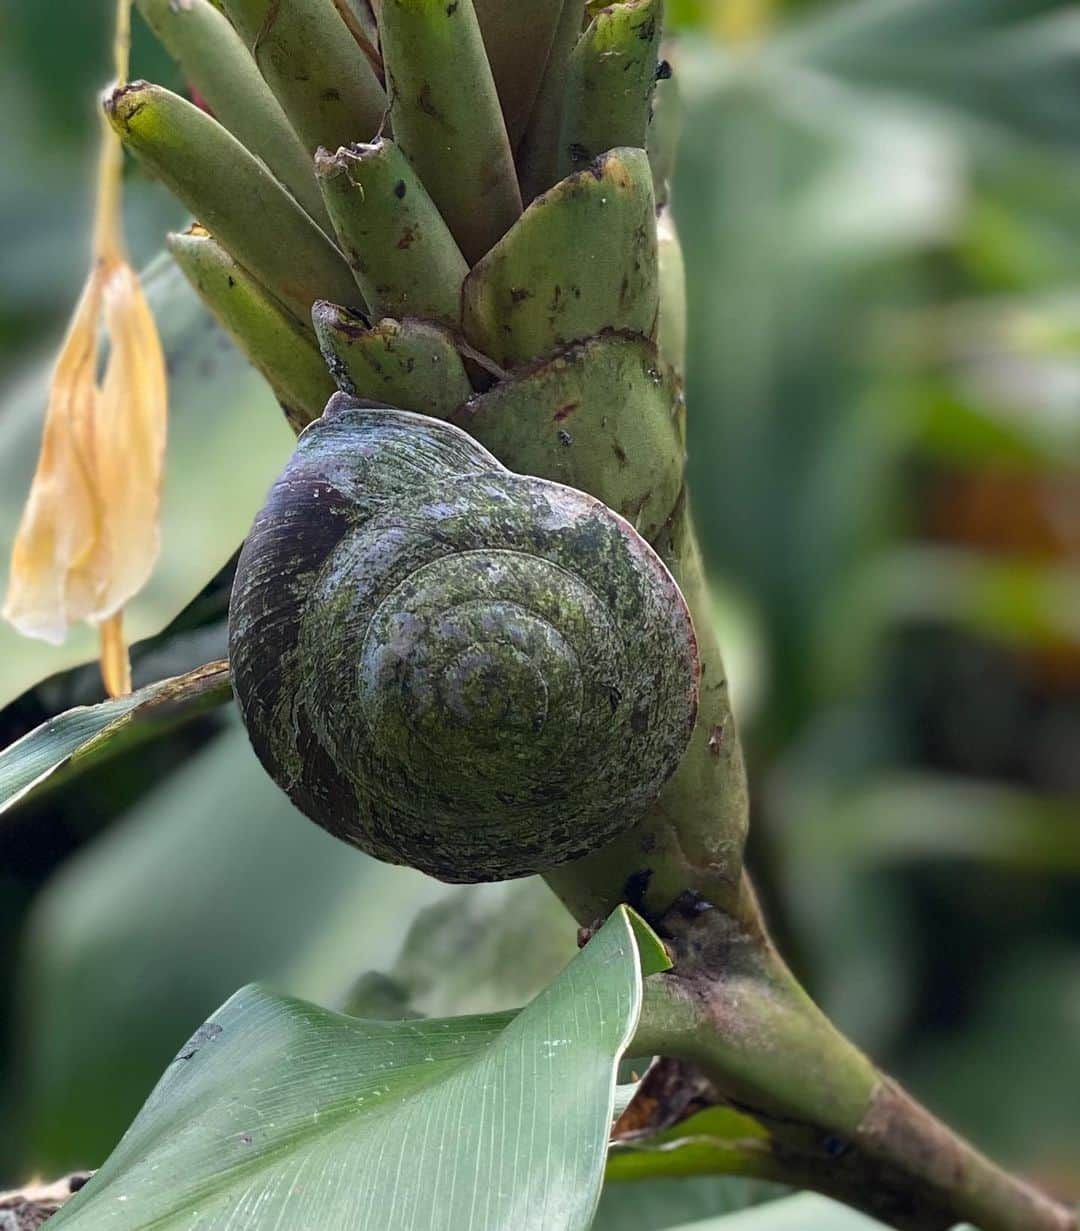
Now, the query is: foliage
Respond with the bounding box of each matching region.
[0,0,1078,1226]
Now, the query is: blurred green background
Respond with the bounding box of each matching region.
[0,0,1078,1218]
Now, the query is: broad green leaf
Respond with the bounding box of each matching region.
[0,660,230,815]
[50,906,649,1231]
[664,1192,891,1229]
[355,878,579,1019]
[0,254,292,710]
[345,883,668,1025]
[20,721,445,1172]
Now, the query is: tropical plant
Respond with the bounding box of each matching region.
[0,2,1077,1230]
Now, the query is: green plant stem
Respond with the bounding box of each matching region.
[545,500,751,928]
[628,893,1075,1231]
[545,488,1073,1231]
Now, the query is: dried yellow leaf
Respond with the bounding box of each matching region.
[2,0,167,696]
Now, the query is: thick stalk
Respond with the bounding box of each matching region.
[547,493,1073,1231]
[630,892,1076,1231]
[546,498,751,926]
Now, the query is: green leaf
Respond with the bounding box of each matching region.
[625,905,672,977]
[0,254,293,710]
[858,546,1080,652]
[786,1,1080,154]
[18,722,445,1172]
[49,906,649,1231]
[0,660,230,815]
[356,878,580,1019]
[662,1193,891,1229]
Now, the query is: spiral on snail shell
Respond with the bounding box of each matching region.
[229,394,700,883]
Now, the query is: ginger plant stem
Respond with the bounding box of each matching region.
[547,503,1075,1231]
[631,891,1075,1231]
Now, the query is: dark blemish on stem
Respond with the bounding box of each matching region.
[418,84,441,120]
[624,868,654,911]
[553,400,580,422]
[823,1134,852,1160]
[394,179,407,199]
[510,287,532,304]
[669,889,714,920]
[557,429,573,447]
[656,60,673,81]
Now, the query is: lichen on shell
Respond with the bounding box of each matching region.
[229,396,700,882]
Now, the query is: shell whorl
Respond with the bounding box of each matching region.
[229,396,700,882]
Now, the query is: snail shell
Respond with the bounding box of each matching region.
[229,395,700,882]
